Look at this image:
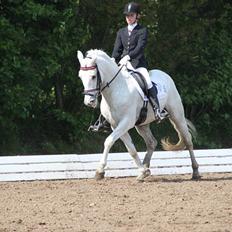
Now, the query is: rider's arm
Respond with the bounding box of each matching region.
[112,29,123,63]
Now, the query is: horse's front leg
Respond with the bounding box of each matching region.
[120,133,151,181]
[95,120,132,180]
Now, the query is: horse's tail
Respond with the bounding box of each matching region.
[161,118,197,151]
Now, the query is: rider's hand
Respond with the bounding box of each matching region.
[124,55,130,61]
[119,55,130,66]
[111,57,116,63]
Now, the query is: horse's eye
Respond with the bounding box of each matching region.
[92,75,96,79]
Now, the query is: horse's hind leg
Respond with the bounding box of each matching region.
[135,124,157,168]
[169,116,201,180]
[183,129,201,180]
[189,147,201,180]
[120,132,151,181]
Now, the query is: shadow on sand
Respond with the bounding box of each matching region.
[144,173,232,183]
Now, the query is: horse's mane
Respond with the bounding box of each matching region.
[86,49,109,60]
[86,49,119,71]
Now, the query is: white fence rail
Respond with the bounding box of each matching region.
[0,149,232,182]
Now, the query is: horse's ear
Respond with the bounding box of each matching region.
[77,50,84,63]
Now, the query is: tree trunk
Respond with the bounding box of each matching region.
[55,75,64,109]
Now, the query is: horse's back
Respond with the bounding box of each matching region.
[149,69,183,112]
[149,69,173,87]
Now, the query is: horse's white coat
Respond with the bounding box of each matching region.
[77,49,200,180]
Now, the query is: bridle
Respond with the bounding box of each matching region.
[80,65,101,97]
[80,62,124,98]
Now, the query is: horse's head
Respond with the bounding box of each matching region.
[77,50,100,108]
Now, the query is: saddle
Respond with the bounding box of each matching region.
[130,71,148,96]
[129,71,158,125]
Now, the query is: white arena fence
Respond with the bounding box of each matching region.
[0,149,232,182]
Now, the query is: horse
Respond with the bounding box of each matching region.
[77,49,200,181]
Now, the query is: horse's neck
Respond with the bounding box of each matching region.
[98,59,128,99]
[102,72,127,103]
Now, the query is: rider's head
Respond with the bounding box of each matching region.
[123,2,140,25]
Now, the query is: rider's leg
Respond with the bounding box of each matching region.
[147,86,163,121]
[136,68,162,120]
[137,67,169,121]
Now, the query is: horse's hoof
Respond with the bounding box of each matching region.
[95,171,105,180]
[192,171,201,180]
[136,169,151,182]
[143,163,150,169]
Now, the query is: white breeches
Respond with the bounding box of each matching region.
[126,62,153,89]
[136,67,153,89]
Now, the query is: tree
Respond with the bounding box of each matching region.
[0,0,231,154]
[144,0,232,148]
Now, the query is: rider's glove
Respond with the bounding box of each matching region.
[119,55,130,66]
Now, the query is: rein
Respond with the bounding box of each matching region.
[80,63,125,96]
[100,64,125,92]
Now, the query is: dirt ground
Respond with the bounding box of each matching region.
[0,173,231,232]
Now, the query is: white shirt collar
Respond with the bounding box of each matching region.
[128,23,137,32]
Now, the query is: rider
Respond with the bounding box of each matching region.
[89,2,166,132]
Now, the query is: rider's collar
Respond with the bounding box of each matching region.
[128,23,137,32]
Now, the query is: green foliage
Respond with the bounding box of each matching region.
[0,0,231,155]
[143,0,232,148]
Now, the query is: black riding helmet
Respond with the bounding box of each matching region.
[123,2,140,15]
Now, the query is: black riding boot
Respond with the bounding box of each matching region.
[88,114,111,133]
[148,86,168,122]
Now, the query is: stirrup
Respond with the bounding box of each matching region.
[88,119,111,133]
[154,108,169,123]
[160,109,169,118]
[88,124,101,132]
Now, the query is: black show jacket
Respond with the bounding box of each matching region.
[112,24,148,69]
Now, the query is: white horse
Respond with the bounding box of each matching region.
[77,49,200,181]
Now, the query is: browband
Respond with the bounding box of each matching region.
[80,66,96,71]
